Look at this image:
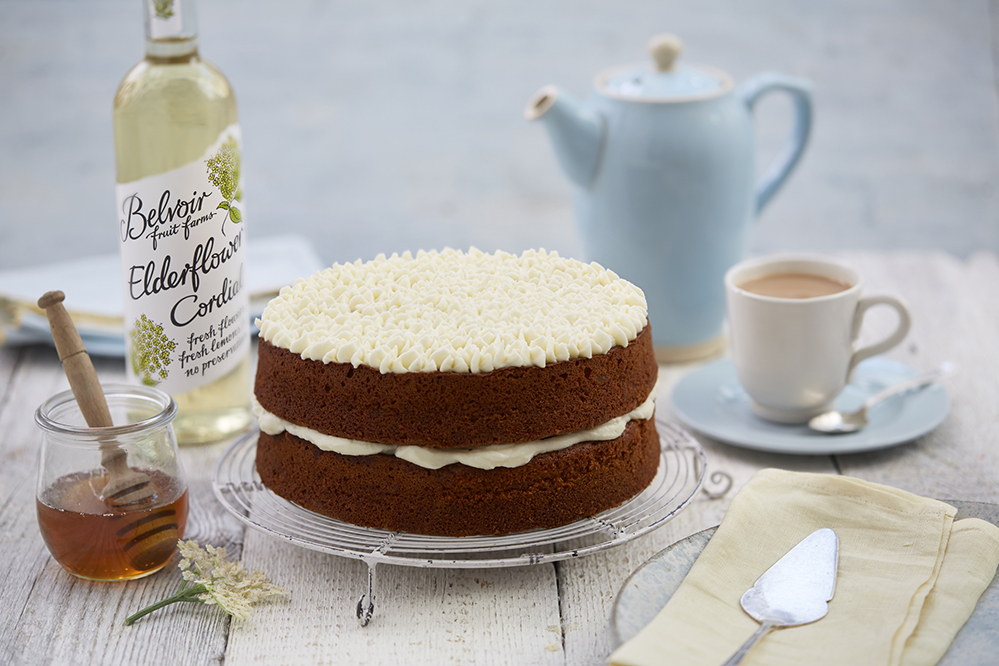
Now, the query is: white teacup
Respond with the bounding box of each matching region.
[725,256,912,423]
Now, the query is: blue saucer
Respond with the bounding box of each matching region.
[671,357,950,455]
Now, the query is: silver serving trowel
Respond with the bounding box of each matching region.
[721,528,839,666]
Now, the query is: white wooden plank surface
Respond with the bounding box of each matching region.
[0,251,996,665]
[228,529,564,665]
[0,346,72,666]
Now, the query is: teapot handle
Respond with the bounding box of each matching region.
[739,73,814,215]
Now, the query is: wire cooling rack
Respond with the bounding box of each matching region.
[213,416,706,625]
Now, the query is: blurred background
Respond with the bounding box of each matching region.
[1,0,998,270]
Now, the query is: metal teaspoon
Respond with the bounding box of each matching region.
[808,362,955,434]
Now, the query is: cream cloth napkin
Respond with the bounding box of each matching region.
[609,469,999,666]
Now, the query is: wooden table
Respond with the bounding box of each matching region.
[1,251,996,666]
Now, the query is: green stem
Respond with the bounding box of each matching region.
[125,583,208,625]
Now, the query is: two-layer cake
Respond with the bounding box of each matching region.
[253,248,660,536]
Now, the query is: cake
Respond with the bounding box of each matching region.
[253,248,661,536]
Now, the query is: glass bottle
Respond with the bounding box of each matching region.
[113,0,251,445]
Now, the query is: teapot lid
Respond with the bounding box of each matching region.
[596,34,732,101]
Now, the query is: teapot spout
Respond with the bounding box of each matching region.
[525,85,604,189]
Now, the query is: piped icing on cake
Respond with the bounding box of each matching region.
[256,247,647,374]
[251,378,660,470]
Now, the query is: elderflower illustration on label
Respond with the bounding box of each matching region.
[146,0,182,39]
[129,314,178,385]
[153,0,174,19]
[116,125,249,397]
[126,540,286,625]
[206,136,243,234]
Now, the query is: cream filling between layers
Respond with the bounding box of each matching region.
[252,380,660,471]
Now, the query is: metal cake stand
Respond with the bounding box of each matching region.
[212,416,708,625]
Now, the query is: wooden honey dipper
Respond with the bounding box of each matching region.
[38,291,181,570]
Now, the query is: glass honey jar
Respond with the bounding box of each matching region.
[35,384,188,581]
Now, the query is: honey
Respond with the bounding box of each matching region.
[36,469,188,580]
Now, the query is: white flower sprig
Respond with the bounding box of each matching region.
[126,540,286,625]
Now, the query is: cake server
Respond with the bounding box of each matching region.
[720,528,839,666]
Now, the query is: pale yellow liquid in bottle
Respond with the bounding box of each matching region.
[114,37,251,445]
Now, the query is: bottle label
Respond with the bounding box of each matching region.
[116,124,249,395]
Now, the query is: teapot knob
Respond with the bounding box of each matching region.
[648,34,683,71]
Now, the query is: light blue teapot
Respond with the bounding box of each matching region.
[526,34,813,362]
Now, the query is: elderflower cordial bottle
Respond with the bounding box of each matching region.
[114,0,250,445]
